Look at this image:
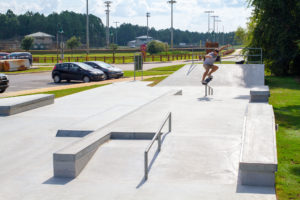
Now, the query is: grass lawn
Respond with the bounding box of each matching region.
[4,67,53,74]
[266,76,300,199]
[143,76,169,86]
[123,64,186,77]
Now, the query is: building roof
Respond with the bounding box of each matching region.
[136,35,153,39]
[25,32,54,38]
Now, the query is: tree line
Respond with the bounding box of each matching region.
[235,0,300,76]
[0,10,236,48]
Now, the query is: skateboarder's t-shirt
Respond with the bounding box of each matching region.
[204,52,217,65]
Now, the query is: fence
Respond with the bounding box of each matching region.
[32,53,205,64]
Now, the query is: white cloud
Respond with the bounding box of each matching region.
[0,0,252,32]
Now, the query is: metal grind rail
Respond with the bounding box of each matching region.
[144,112,172,180]
[205,84,214,97]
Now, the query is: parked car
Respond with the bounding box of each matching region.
[52,62,105,83]
[84,61,123,80]
[7,52,33,65]
[0,52,9,60]
[0,73,9,93]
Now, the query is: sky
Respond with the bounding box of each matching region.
[0,0,252,33]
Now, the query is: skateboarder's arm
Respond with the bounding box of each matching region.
[218,44,231,51]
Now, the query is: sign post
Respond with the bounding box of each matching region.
[134,54,143,81]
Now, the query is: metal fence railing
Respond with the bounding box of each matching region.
[144,112,172,180]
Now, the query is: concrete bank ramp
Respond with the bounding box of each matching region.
[158,64,265,88]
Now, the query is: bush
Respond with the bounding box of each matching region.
[21,37,34,51]
[147,41,166,55]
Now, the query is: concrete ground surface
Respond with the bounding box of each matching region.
[0,64,276,199]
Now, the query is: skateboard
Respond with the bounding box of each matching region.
[202,76,213,85]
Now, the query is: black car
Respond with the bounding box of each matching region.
[84,61,123,80]
[7,52,33,65]
[52,62,105,83]
[0,73,9,93]
[0,52,9,60]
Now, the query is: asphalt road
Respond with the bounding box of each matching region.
[4,72,76,93]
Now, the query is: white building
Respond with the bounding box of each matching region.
[127,35,153,48]
[25,32,54,50]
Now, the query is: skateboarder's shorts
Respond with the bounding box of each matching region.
[203,64,214,70]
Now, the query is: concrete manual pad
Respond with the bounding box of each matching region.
[0,94,54,116]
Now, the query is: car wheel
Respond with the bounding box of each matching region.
[67,79,71,83]
[83,76,90,83]
[53,75,61,83]
[0,89,5,93]
[102,73,108,80]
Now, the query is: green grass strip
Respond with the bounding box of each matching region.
[4,67,53,74]
[266,76,300,200]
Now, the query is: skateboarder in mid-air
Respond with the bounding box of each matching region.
[202,44,230,85]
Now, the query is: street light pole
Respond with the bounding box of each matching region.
[146,12,150,41]
[167,0,176,49]
[204,11,214,33]
[104,1,112,48]
[86,0,89,54]
[114,21,119,45]
[211,15,218,42]
[216,19,221,43]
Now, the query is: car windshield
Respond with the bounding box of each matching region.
[76,62,97,71]
[96,61,114,69]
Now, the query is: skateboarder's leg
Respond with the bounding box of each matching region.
[202,68,210,82]
[207,65,219,77]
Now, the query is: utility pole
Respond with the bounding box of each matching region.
[114,21,119,45]
[216,19,221,43]
[104,1,112,48]
[146,12,150,41]
[211,15,218,42]
[167,0,176,48]
[86,0,89,54]
[204,11,214,33]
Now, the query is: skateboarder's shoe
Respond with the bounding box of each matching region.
[202,80,207,85]
[204,76,213,84]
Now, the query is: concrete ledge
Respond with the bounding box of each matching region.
[56,130,94,138]
[0,94,54,116]
[53,132,155,178]
[250,86,270,102]
[53,133,111,178]
[239,103,277,187]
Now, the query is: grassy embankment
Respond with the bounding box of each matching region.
[266,76,300,200]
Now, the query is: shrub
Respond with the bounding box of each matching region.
[147,41,166,55]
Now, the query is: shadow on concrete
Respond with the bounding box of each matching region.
[236,169,275,194]
[186,64,197,76]
[136,131,171,189]
[234,95,250,100]
[43,177,74,185]
[198,97,212,102]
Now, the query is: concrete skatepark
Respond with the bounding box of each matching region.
[0,64,277,199]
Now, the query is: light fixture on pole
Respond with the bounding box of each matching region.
[204,11,214,33]
[104,1,112,48]
[114,21,119,44]
[167,0,176,48]
[86,0,89,54]
[146,12,150,41]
